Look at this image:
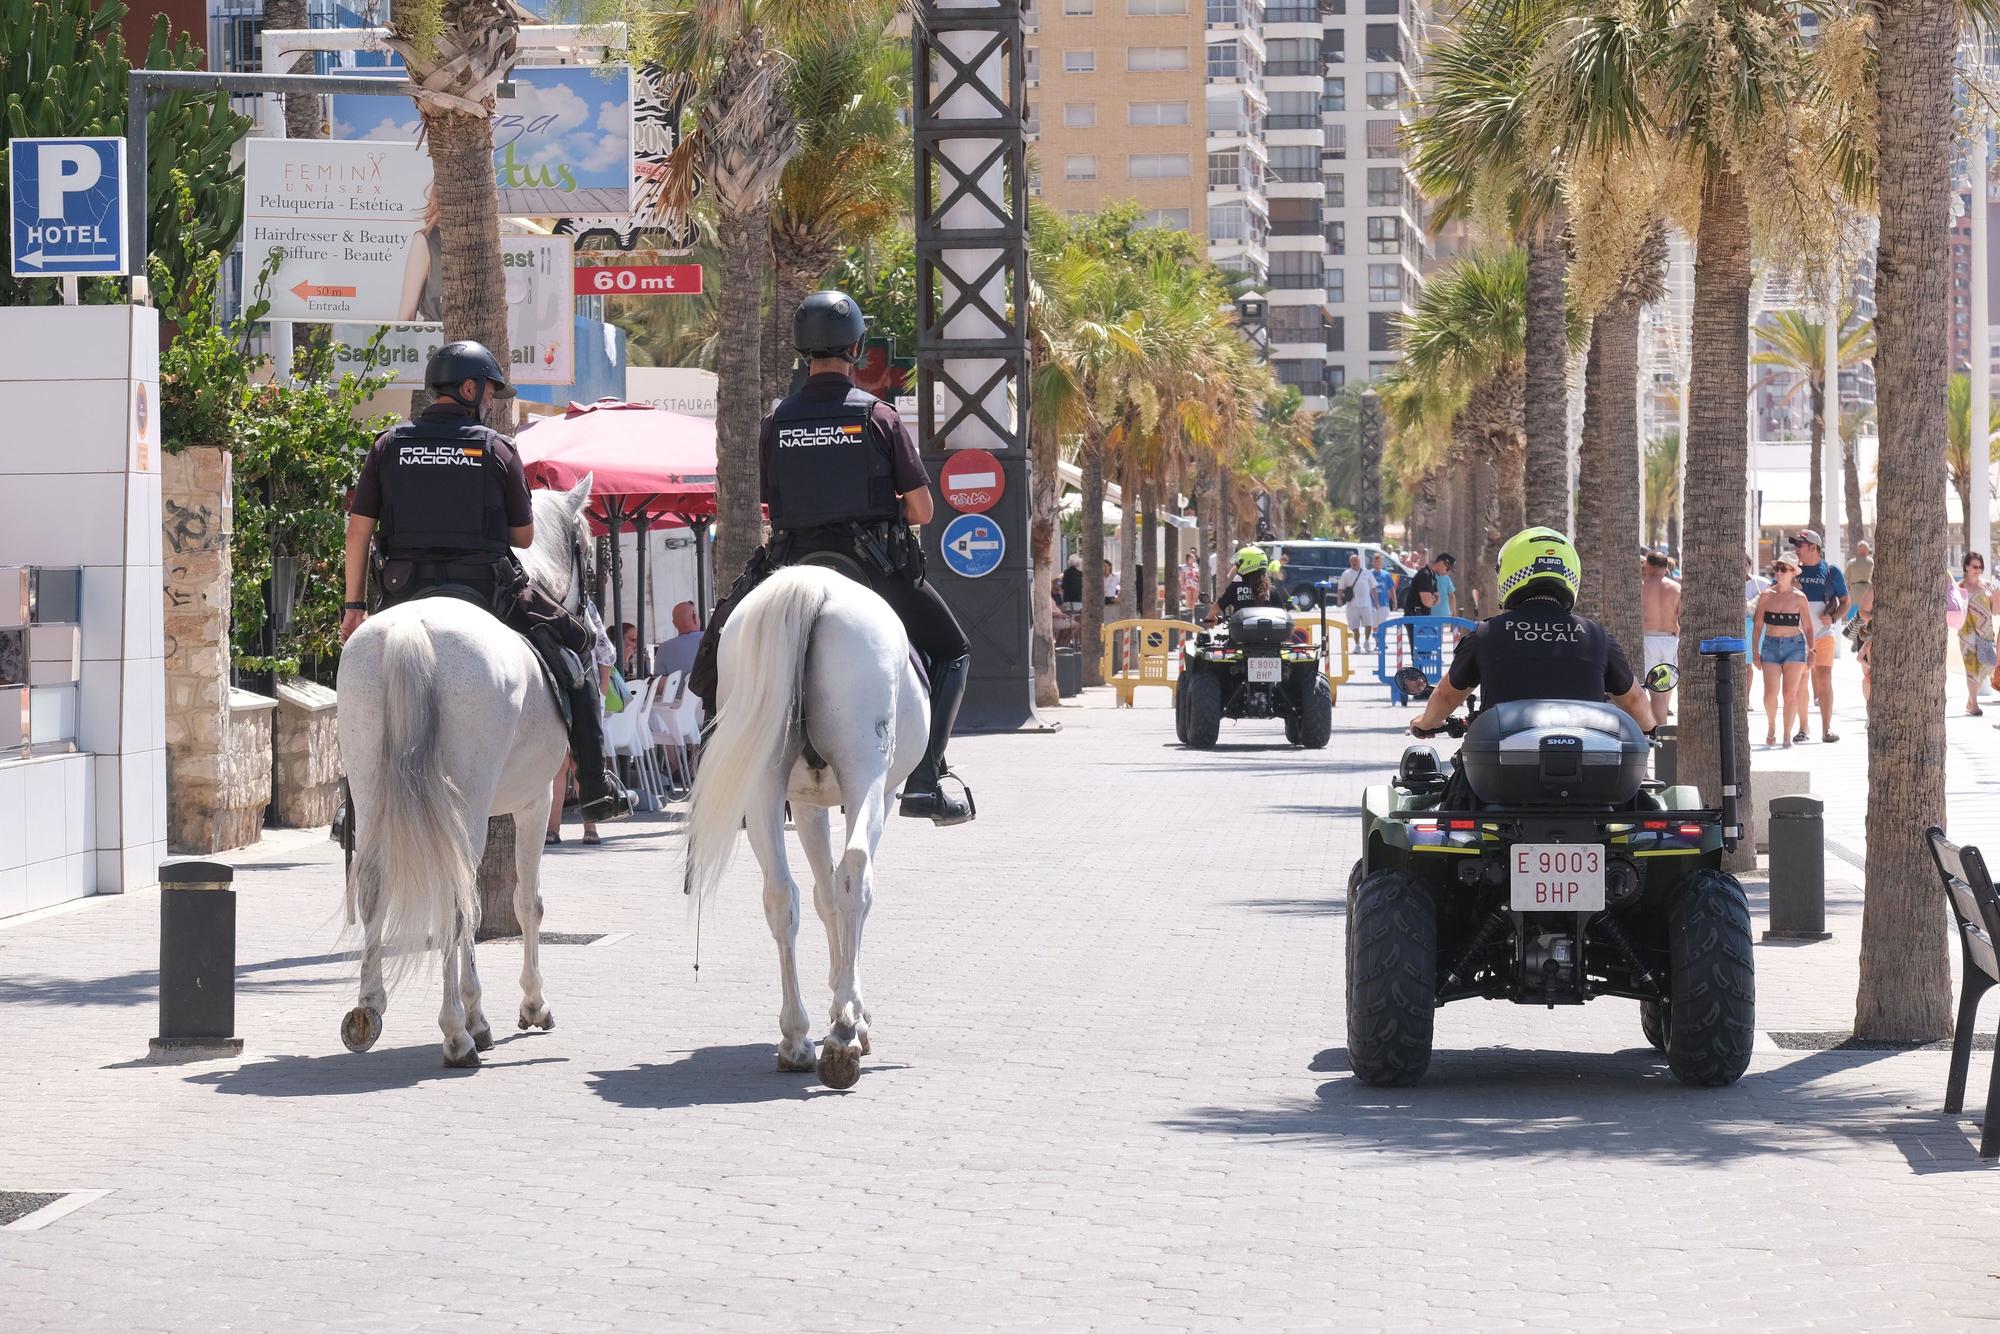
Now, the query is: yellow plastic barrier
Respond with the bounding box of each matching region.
[1099,611,1354,707]
[1101,618,1201,707]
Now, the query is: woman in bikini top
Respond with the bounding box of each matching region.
[1754,565,1810,639]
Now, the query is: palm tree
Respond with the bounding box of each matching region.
[384,0,520,425]
[1576,225,1667,656]
[1947,371,2000,552]
[1026,233,1104,703]
[1642,429,1681,550]
[263,0,324,141]
[643,0,867,577]
[1408,0,1572,531]
[1751,306,1874,533]
[1535,0,1861,870]
[1854,0,1966,1040]
[761,16,909,406]
[1395,248,1532,610]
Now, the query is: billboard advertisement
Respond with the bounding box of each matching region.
[242,138,435,323]
[328,65,635,217]
[330,235,576,386]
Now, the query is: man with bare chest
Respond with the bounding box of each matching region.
[1640,550,1681,728]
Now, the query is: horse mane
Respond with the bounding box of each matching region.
[519,486,590,612]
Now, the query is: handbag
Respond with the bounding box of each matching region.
[1978,637,1998,673]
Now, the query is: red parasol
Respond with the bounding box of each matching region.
[515,398,719,531]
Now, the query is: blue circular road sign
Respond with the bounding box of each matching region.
[939,513,1006,579]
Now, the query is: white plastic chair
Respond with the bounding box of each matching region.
[604,675,667,812]
[659,676,703,788]
[640,670,691,799]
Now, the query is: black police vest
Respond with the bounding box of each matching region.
[766,387,900,530]
[377,416,513,556]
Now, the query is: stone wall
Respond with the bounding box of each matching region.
[162,447,234,853]
[212,689,276,853]
[274,679,340,828]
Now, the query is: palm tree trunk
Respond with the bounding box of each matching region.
[1195,457,1217,601]
[1467,446,1498,618]
[1678,169,1758,874]
[1578,291,1645,659]
[1524,221,1572,531]
[1116,452,1139,620]
[763,264,803,410]
[263,0,324,141]
[1139,477,1158,618]
[1843,430,1866,541]
[1080,441,1107,686]
[1217,471,1236,588]
[713,208,770,579]
[1495,433,1525,538]
[1808,376,1826,533]
[1030,421,1059,708]
[1855,0,1957,1040]
[1162,495,1182,619]
[421,105,510,428]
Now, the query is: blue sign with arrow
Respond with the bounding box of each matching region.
[9,136,128,278]
[939,513,1006,579]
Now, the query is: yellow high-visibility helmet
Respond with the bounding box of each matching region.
[1496,526,1581,609]
[1234,545,1270,576]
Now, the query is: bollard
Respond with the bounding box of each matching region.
[1653,724,1678,786]
[1055,645,1082,698]
[1765,795,1832,942]
[147,861,244,1062]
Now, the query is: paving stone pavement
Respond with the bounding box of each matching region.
[6,663,2000,1331]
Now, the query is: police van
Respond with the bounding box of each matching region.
[1259,540,1395,610]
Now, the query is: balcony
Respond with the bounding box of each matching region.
[1269,163,1320,185]
[1266,3,1320,22]
[1265,60,1322,77]
[1269,216,1325,236]
[1266,114,1322,131]
[1269,272,1325,290]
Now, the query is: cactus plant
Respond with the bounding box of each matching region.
[0,0,248,306]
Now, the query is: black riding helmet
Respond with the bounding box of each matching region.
[794,290,869,361]
[426,340,516,402]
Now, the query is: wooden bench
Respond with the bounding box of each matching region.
[1925,826,2000,1157]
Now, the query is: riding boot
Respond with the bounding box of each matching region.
[565,680,632,822]
[898,654,975,825]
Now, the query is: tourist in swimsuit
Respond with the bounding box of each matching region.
[1958,552,1994,717]
[1752,553,1812,748]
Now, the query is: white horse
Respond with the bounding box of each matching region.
[334,476,596,1067]
[682,564,928,1089]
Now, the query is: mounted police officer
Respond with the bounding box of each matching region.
[341,340,630,823]
[690,290,975,825]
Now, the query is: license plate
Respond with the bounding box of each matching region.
[1248,656,1282,683]
[1510,844,1605,912]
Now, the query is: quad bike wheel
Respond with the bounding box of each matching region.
[1296,677,1333,749]
[1665,868,1755,1087]
[1345,858,1364,980]
[1346,868,1436,1087]
[1184,672,1222,749]
[1174,676,1190,744]
[1640,1000,1668,1053]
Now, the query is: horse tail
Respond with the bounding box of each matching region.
[684,569,831,905]
[355,617,475,980]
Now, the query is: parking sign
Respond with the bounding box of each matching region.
[8,137,128,278]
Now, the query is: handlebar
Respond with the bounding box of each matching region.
[1409,717,1468,740]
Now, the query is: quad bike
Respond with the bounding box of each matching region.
[1346,636,1754,1088]
[1175,604,1334,749]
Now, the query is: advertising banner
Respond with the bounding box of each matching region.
[626,366,717,418]
[242,138,435,323]
[329,65,635,217]
[331,235,576,386]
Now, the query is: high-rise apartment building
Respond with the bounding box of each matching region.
[1025,0,1422,405]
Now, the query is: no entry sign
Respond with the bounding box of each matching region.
[938,448,1005,514]
[574,264,704,296]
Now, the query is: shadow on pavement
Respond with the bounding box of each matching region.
[1167,1044,1996,1173]
[589,1044,880,1108]
[183,1036,565,1096]
[0,951,360,1008]
[1233,896,1347,918]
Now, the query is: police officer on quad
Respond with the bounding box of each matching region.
[341,340,631,823]
[688,291,975,825]
[1409,526,1657,735]
[1208,545,1288,623]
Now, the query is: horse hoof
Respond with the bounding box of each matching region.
[777,1043,816,1073]
[443,1039,482,1069]
[858,1028,872,1057]
[341,1006,383,1054]
[518,1003,554,1032]
[817,1041,862,1090]
[470,1023,494,1053]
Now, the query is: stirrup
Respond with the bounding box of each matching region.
[578,772,633,822]
[899,770,975,826]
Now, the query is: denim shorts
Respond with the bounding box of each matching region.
[1760,634,1807,666]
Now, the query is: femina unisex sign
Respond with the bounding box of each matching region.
[242,140,435,324]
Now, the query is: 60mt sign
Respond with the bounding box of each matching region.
[573,264,703,296]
